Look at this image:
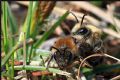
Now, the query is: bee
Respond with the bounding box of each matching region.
[46,12,104,70]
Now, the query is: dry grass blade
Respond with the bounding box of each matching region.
[15,1,29,6]
[104,54,120,62]
[39,1,56,22]
[22,32,27,79]
[107,4,120,33]
[53,7,120,38]
[31,1,56,33]
[53,7,100,27]
[103,28,120,38]
[69,1,120,28]
[23,32,26,66]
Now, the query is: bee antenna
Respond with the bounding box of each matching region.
[46,54,54,70]
[69,11,79,23]
[80,14,87,27]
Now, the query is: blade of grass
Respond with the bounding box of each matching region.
[10,65,71,77]
[2,1,9,70]
[23,1,33,38]
[26,2,39,64]
[22,2,40,64]
[1,43,20,67]
[34,11,69,48]
[28,45,34,63]
[7,2,18,35]
[27,2,56,63]
[29,1,40,38]
[6,2,19,78]
[30,1,56,38]
[1,1,13,79]
[23,1,39,38]
[22,1,34,64]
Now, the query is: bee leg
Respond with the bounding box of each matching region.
[46,54,54,70]
[93,39,103,52]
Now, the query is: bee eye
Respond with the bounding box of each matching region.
[77,27,89,35]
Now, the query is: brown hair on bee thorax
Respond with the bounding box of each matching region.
[52,36,78,54]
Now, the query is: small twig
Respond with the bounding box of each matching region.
[107,4,120,33]
[77,54,103,80]
[23,32,27,79]
[111,75,120,80]
[23,32,26,66]
[104,54,120,62]
[102,28,120,38]
[77,53,120,80]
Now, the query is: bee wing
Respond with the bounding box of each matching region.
[93,39,103,52]
[90,31,103,52]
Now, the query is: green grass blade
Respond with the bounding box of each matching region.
[7,2,18,35]
[22,1,39,63]
[1,1,9,70]
[1,1,13,79]
[34,11,69,48]
[10,65,71,76]
[29,2,40,38]
[1,42,21,67]
[22,1,34,63]
[23,1,39,38]
[23,1,33,38]
[6,2,19,77]
[2,1,9,54]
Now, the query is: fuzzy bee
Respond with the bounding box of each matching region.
[46,12,104,70]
